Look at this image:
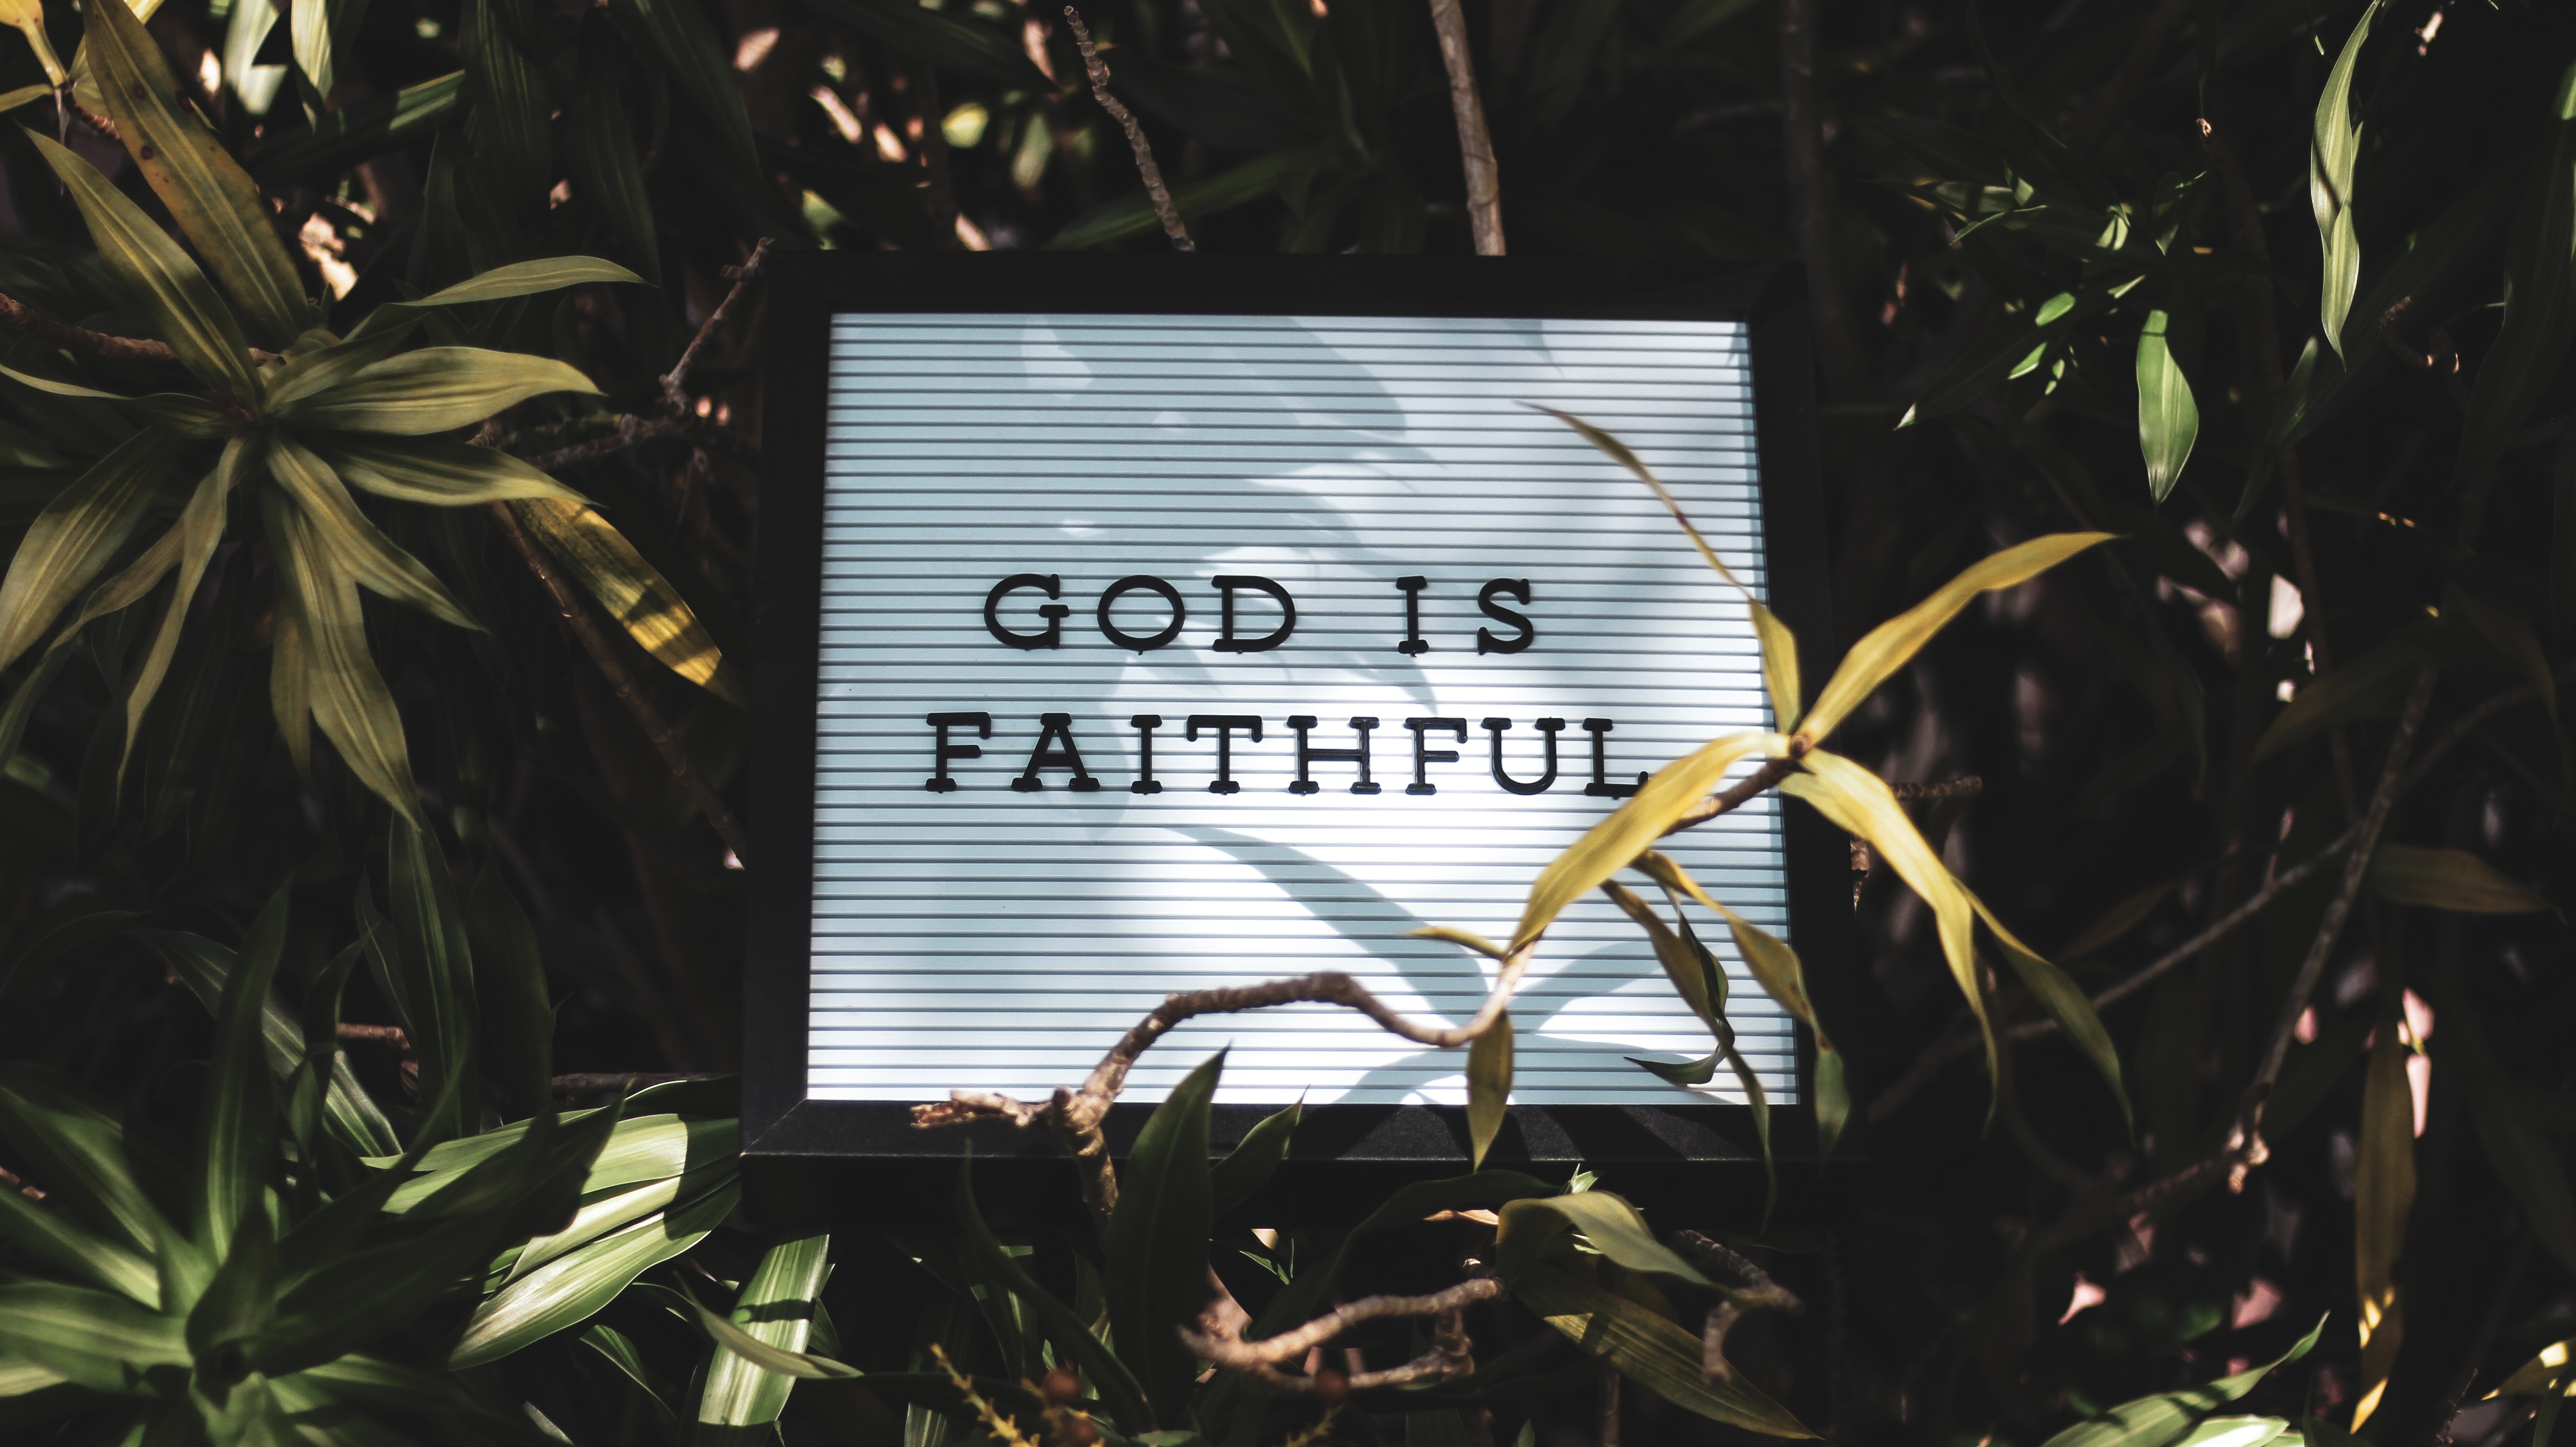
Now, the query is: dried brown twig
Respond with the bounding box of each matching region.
[1424,0,1504,254]
[0,292,180,366]
[663,240,774,413]
[1064,7,1193,251]
[1184,1279,1502,1369]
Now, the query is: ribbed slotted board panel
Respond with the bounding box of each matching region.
[811,313,1797,1106]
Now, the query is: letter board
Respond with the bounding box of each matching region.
[747,257,1840,1163]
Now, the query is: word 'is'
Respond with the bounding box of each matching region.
[986,573,1534,654]
[925,713,1651,797]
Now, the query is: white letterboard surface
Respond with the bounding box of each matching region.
[810,313,1795,1107]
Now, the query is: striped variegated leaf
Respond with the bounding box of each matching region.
[261,491,422,820]
[316,435,582,507]
[448,1175,737,1368]
[268,434,477,630]
[120,437,254,781]
[697,1232,832,1429]
[0,428,184,675]
[279,348,600,434]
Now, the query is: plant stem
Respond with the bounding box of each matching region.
[1065,6,1194,251]
[1426,0,1505,255]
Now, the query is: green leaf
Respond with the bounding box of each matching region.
[2367,844,2554,914]
[953,1153,1153,1430]
[447,1175,735,1368]
[566,33,661,284]
[196,890,290,1254]
[1969,892,2132,1126]
[85,0,313,346]
[385,817,478,1143]
[697,1232,832,1428]
[186,1209,280,1372]
[1516,731,1778,949]
[260,492,423,820]
[0,361,233,436]
[607,0,764,177]
[1510,1263,1814,1435]
[1467,1012,1512,1170]
[0,427,184,675]
[460,0,550,200]
[465,868,553,1122]
[312,434,580,508]
[2254,638,2428,762]
[24,132,256,401]
[279,348,601,434]
[1899,280,2134,424]
[1494,1191,1710,1287]
[578,1323,682,1440]
[342,256,644,347]
[1210,1101,1300,1219]
[1814,1044,1849,1160]
[0,1282,189,1392]
[0,1068,173,1262]
[136,927,399,1159]
[1050,150,1319,251]
[2038,1317,2326,1447]
[249,72,464,188]
[119,438,251,784]
[2357,988,2411,1432]
[2136,309,2199,502]
[267,434,478,631]
[510,497,744,702]
[0,1182,161,1307]
[689,1300,860,1379]
[290,0,369,101]
[787,0,1049,88]
[2311,1,2382,360]
[1107,1051,1221,1424]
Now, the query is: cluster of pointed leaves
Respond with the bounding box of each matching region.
[0,0,738,824]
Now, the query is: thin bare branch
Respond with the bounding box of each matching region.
[0,292,179,366]
[1185,1279,1503,1368]
[1064,7,1193,251]
[1660,758,1800,838]
[487,500,751,863]
[1424,0,1503,254]
[336,1022,410,1050]
[663,239,774,413]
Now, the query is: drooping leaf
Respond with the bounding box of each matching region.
[0,362,233,436]
[1510,1263,1813,1436]
[118,438,252,783]
[0,428,184,676]
[688,1301,860,1380]
[25,133,256,401]
[1105,1051,1221,1424]
[268,434,478,631]
[1967,891,2131,1123]
[261,492,423,819]
[195,889,290,1252]
[1800,534,2114,746]
[2255,638,2428,762]
[280,348,601,433]
[697,1232,832,1429]
[314,434,581,507]
[2495,1343,2576,1399]
[2311,1,2383,358]
[1514,731,1779,948]
[510,497,745,702]
[1466,1010,1513,1169]
[2367,844,2554,915]
[2137,309,2199,502]
[85,0,313,346]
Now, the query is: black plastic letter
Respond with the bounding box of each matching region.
[1404,717,1467,795]
[1393,575,1430,655]
[1287,715,1381,795]
[983,574,1069,649]
[1581,719,1645,798]
[1012,713,1101,792]
[1483,717,1564,795]
[1129,714,1165,795]
[1098,576,1186,652]
[1186,715,1264,794]
[925,712,992,792]
[1211,576,1297,653]
[1476,578,1536,654]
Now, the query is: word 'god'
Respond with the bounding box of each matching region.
[924,714,1652,797]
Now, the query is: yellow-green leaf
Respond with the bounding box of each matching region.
[26,132,258,402]
[1533,404,1750,594]
[2255,639,2427,762]
[2353,987,2415,1429]
[121,436,253,782]
[1496,1192,1711,1286]
[1781,750,1988,1087]
[0,362,233,437]
[268,434,478,630]
[315,434,582,507]
[346,256,645,342]
[1967,889,2130,1122]
[281,348,600,434]
[85,0,313,345]
[1466,1010,1512,1170]
[1753,599,1801,732]
[2367,844,2554,915]
[2494,1342,2576,1399]
[1800,533,2113,746]
[0,428,184,674]
[1511,1262,1815,1436]
[0,0,64,85]
[2312,0,2384,360]
[511,498,744,703]
[1514,730,1781,949]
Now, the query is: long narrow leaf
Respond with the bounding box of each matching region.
[1514,731,1780,949]
[268,434,478,630]
[511,497,744,701]
[697,1232,832,1428]
[0,428,184,674]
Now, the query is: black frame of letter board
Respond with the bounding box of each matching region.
[742,254,1849,1229]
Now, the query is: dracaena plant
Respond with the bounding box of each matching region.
[0,0,733,831]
